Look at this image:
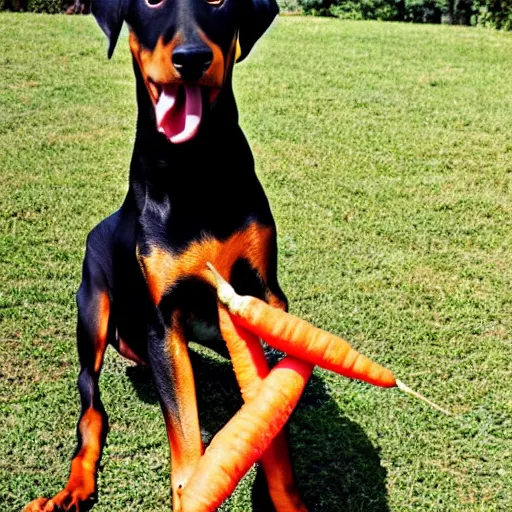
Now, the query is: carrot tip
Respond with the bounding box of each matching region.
[206,262,244,313]
[396,379,453,416]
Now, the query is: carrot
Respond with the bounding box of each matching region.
[180,356,313,512]
[217,306,310,511]
[178,265,451,511]
[207,262,452,415]
[217,306,270,401]
[208,262,395,387]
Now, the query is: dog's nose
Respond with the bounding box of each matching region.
[172,44,213,82]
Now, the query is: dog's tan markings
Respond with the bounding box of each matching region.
[138,222,275,305]
[118,337,147,365]
[71,407,105,478]
[129,32,182,104]
[137,245,176,305]
[163,312,203,509]
[24,408,106,511]
[228,35,240,72]
[235,37,242,62]
[58,407,104,503]
[261,431,309,511]
[197,29,225,102]
[94,291,110,373]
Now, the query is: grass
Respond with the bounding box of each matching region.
[1,12,512,512]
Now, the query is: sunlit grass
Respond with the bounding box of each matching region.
[1,13,511,511]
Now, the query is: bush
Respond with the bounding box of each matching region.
[298,0,404,19]
[27,0,67,12]
[278,0,301,12]
[405,0,444,22]
[330,0,403,20]
[0,0,28,10]
[296,0,512,26]
[296,0,438,21]
[473,0,512,29]
[1,0,68,11]
[298,0,336,16]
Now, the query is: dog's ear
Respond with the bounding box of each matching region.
[237,0,279,62]
[92,0,130,58]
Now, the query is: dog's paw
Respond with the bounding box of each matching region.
[23,489,95,512]
[24,497,50,512]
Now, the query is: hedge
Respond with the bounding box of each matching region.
[475,0,512,29]
[1,0,72,12]
[0,0,510,32]
[292,0,512,28]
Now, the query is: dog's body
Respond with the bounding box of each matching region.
[25,0,308,511]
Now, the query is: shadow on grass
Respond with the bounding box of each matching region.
[126,348,389,512]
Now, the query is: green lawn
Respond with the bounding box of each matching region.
[1,13,512,512]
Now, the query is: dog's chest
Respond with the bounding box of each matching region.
[135,221,275,307]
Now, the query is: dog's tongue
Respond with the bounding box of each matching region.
[155,84,202,144]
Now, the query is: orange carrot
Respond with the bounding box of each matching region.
[180,356,313,512]
[217,306,310,511]
[217,306,270,401]
[178,264,451,511]
[208,262,395,387]
[207,262,453,415]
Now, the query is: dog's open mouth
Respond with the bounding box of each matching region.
[155,84,203,144]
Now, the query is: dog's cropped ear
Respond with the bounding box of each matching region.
[92,0,130,58]
[237,0,279,62]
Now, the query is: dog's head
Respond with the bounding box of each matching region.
[92,0,278,144]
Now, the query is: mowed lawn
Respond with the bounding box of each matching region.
[1,12,512,512]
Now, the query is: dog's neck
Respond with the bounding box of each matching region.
[126,63,272,242]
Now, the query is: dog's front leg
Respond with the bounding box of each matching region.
[148,310,203,511]
[24,245,111,512]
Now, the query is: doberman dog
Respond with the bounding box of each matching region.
[24,0,309,511]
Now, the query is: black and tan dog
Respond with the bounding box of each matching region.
[24,0,308,511]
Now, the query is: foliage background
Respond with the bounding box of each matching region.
[0,0,511,30]
[291,0,512,29]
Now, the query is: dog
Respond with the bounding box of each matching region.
[24,0,309,511]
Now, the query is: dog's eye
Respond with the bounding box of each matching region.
[145,0,165,7]
[204,0,223,6]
